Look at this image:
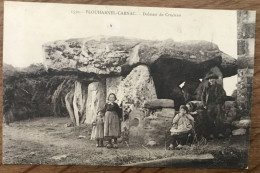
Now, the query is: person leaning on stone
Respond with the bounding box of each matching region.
[201,74,226,139]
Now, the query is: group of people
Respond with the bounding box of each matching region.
[91,74,226,150]
[91,93,122,149]
[168,74,226,150]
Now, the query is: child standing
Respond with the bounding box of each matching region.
[103,93,122,149]
[168,105,194,150]
[91,111,104,147]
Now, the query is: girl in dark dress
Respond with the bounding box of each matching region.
[103,93,122,148]
[186,101,208,139]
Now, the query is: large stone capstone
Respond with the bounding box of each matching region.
[43,37,237,109]
[43,36,237,78]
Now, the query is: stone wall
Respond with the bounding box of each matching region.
[237,11,256,118]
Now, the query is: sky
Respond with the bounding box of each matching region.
[3,1,238,95]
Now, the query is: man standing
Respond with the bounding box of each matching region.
[201,74,226,139]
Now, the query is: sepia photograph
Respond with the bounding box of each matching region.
[2,1,256,169]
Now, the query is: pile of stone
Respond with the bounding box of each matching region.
[224,101,238,125]
[232,116,251,136]
[223,101,251,136]
[129,99,175,146]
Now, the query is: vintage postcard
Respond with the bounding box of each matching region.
[3,1,256,169]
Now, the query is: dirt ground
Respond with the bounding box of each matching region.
[2,117,249,168]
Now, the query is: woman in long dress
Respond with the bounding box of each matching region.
[103,93,122,148]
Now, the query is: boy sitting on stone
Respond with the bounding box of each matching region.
[168,105,194,150]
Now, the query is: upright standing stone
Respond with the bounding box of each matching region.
[106,76,123,99]
[116,65,158,144]
[64,81,87,126]
[73,81,83,126]
[65,88,76,126]
[117,65,157,109]
[85,81,106,124]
